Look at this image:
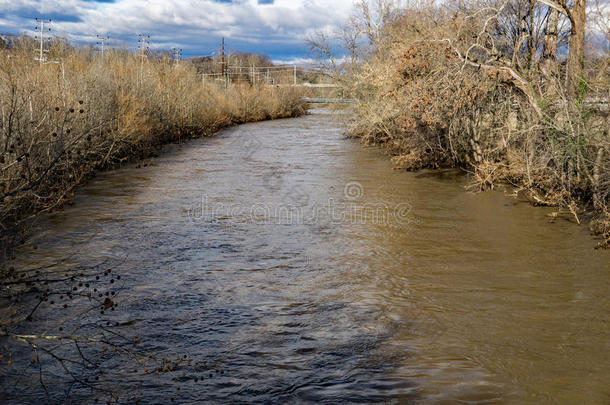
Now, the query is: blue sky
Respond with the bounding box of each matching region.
[0,0,355,63]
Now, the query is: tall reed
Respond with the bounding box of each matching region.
[0,39,306,252]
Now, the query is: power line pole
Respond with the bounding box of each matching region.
[137,34,150,64]
[172,47,182,66]
[34,18,52,63]
[221,37,226,88]
[96,35,109,57]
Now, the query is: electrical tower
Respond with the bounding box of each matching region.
[172,47,182,66]
[34,18,52,63]
[96,35,109,57]
[221,37,226,82]
[137,34,150,62]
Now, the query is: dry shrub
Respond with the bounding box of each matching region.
[0,39,306,251]
[591,215,610,249]
[343,3,609,246]
[221,84,305,123]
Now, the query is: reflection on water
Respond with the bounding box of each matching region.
[3,109,609,403]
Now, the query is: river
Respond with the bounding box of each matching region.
[2,109,609,404]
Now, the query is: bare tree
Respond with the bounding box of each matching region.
[308,0,404,78]
[351,0,403,46]
[538,0,587,98]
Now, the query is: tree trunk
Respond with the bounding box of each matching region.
[567,0,586,99]
[543,8,559,60]
[527,0,536,74]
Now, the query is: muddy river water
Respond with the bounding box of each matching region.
[3,109,609,403]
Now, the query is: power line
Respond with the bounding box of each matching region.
[27,20,320,78]
[200,63,315,87]
[96,35,109,57]
[137,33,150,62]
[202,62,319,71]
[34,18,52,63]
[172,47,182,66]
[221,37,227,87]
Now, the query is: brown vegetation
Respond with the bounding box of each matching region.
[314,0,609,247]
[0,37,306,253]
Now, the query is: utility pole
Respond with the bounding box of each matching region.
[96,35,109,57]
[293,65,297,86]
[172,47,182,66]
[34,18,52,63]
[137,34,150,64]
[221,37,226,88]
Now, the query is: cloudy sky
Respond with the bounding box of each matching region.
[0,0,356,63]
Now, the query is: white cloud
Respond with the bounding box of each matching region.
[0,0,357,58]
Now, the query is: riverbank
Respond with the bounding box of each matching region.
[341,7,609,248]
[0,42,307,254]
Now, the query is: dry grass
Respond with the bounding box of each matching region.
[0,39,306,252]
